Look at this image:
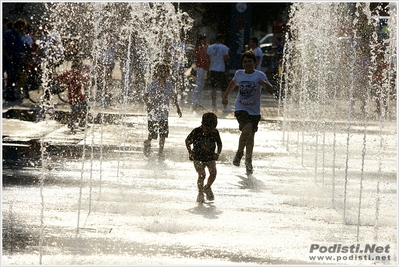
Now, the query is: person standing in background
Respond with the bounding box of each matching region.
[207,33,229,111]
[192,34,208,111]
[249,37,263,71]
[3,18,26,101]
[94,31,118,106]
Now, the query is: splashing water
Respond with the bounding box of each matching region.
[281,2,397,239]
[8,2,396,263]
[35,1,193,259]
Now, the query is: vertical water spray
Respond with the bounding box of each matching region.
[331,56,339,204]
[116,11,133,181]
[36,3,62,262]
[342,3,362,222]
[42,2,193,236]
[283,2,396,236]
[356,2,381,240]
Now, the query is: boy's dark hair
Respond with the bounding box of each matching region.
[216,33,224,42]
[250,37,259,46]
[202,112,218,128]
[13,18,26,31]
[196,34,206,46]
[241,50,256,63]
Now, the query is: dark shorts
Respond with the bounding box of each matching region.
[209,71,227,90]
[148,119,169,139]
[234,110,261,132]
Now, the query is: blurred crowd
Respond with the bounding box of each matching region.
[3,17,66,101]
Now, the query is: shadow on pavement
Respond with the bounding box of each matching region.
[237,174,265,192]
[187,203,223,219]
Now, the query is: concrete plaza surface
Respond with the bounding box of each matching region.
[2,63,397,265]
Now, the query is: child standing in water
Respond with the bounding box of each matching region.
[185,112,222,203]
[143,62,182,161]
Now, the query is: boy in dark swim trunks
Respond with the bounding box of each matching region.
[185,112,222,203]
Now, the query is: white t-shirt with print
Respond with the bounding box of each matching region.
[232,69,269,115]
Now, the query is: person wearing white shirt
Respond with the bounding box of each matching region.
[207,33,229,111]
[222,50,273,175]
[249,37,263,71]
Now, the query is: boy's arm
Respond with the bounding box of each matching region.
[217,141,222,155]
[185,137,194,161]
[222,79,237,107]
[143,93,153,112]
[213,132,223,161]
[224,53,230,64]
[259,79,273,95]
[185,138,192,153]
[255,56,261,69]
[216,133,222,155]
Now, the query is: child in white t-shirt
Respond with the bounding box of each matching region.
[222,50,273,175]
[143,62,182,161]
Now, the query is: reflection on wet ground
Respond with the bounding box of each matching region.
[2,90,397,265]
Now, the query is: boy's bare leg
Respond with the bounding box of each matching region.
[237,123,253,153]
[143,135,152,157]
[211,88,217,110]
[203,161,216,201]
[159,136,166,155]
[245,131,255,159]
[204,161,217,188]
[194,161,206,192]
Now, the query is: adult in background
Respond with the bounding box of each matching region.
[249,37,263,71]
[207,33,229,111]
[94,31,118,106]
[20,20,36,98]
[192,34,208,111]
[3,18,26,101]
[36,23,65,71]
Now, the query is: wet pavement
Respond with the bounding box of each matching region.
[2,75,397,265]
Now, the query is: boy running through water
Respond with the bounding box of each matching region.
[143,62,182,161]
[222,50,273,175]
[185,112,222,203]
